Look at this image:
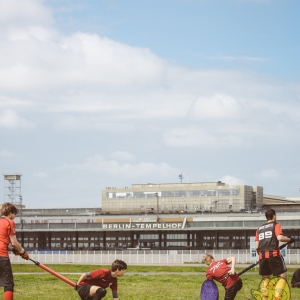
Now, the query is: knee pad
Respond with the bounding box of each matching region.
[93,288,106,300]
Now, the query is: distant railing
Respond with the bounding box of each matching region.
[9,249,300,265]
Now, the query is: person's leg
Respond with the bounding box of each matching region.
[259,276,270,300]
[4,290,13,300]
[77,284,92,300]
[1,259,14,300]
[259,258,272,300]
[89,286,106,299]
[224,279,242,300]
[92,288,106,300]
[272,255,288,300]
[273,275,287,300]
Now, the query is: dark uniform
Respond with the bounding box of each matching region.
[256,221,287,276]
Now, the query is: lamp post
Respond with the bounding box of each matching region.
[179,174,183,183]
[19,195,23,229]
[155,193,159,221]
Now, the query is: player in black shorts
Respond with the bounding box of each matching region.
[255,209,294,300]
[75,259,127,300]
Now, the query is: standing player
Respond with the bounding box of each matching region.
[255,208,294,300]
[202,253,242,300]
[75,259,127,300]
[0,202,29,300]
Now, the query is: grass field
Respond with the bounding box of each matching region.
[0,264,299,299]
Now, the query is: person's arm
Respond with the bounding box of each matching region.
[111,279,118,299]
[255,240,259,255]
[226,257,236,275]
[291,282,300,288]
[255,230,260,254]
[277,235,293,243]
[76,273,88,286]
[10,235,29,260]
[9,235,24,252]
[111,287,118,299]
[205,268,213,280]
[275,223,294,243]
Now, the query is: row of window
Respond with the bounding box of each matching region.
[17,229,299,250]
[106,189,240,199]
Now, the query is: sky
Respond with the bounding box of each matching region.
[0,0,299,208]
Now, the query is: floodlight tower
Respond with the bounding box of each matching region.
[3,173,22,205]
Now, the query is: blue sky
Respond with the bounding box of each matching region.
[48,0,300,77]
[0,0,299,208]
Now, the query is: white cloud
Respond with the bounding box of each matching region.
[0,150,13,157]
[55,154,179,178]
[0,1,298,150]
[110,151,136,161]
[0,0,299,209]
[0,95,34,109]
[189,93,242,120]
[163,127,242,148]
[218,175,245,185]
[0,109,34,128]
[34,171,49,178]
[0,0,53,29]
[259,169,280,180]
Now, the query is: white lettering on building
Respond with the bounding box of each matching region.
[102,223,182,230]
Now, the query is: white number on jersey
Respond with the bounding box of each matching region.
[258,231,272,240]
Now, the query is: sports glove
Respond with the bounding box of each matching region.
[20,251,29,260]
[12,248,20,256]
[289,237,295,244]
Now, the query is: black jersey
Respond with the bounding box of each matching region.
[256,221,282,259]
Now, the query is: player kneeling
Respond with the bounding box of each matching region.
[75,259,127,300]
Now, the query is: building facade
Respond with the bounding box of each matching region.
[102,182,263,214]
[14,210,300,251]
[7,181,300,252]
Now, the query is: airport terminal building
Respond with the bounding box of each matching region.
[102,182,263,214]
[2,181,300,252]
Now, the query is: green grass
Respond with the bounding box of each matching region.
[0,264,298,299]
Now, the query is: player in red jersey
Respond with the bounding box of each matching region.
[0,203,30,300]
[255,208,294,300]
[75,259,127,300]
[203,253,242,300]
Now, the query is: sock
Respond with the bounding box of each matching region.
[274,278,286,300]
[4,291,13,300]
[259,278,270,300]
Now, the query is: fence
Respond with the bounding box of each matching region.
[9,249,300,265]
